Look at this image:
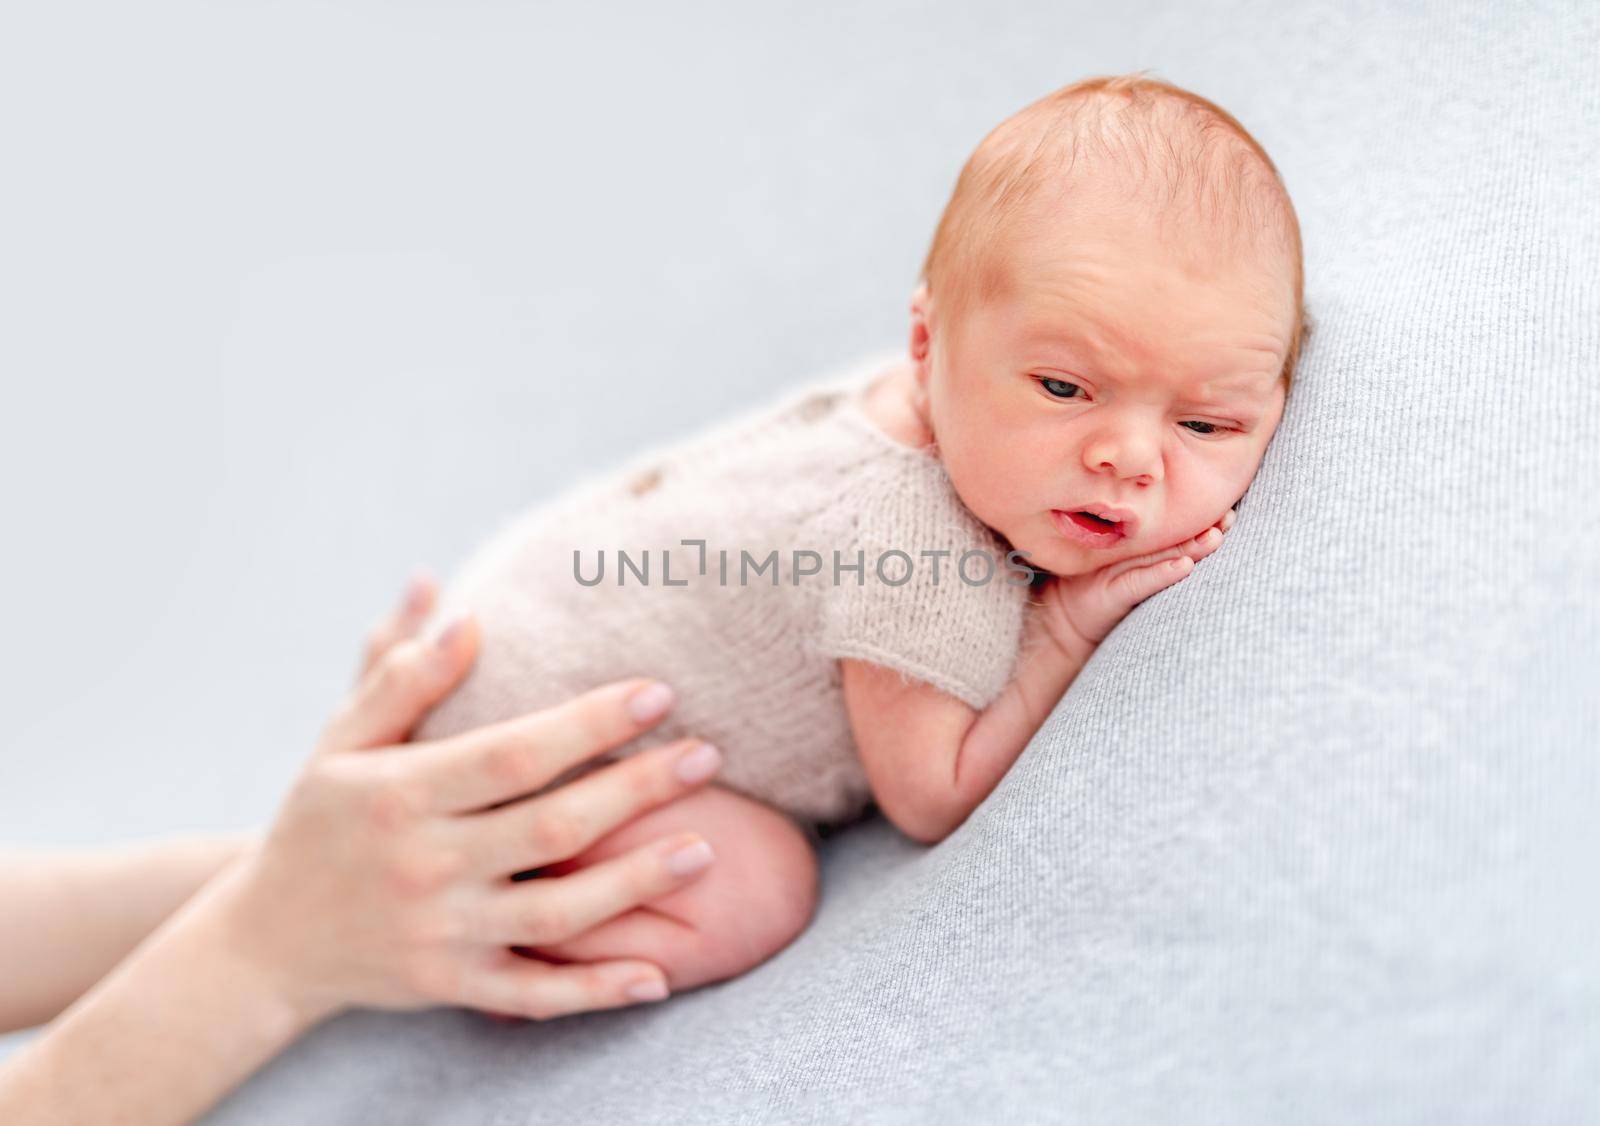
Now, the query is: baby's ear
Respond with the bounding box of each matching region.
[908,282,932,365]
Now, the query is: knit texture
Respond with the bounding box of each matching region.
[412,349,1029,827]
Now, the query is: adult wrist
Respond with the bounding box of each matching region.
[178,857,347,1036]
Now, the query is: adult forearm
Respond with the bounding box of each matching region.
[0,865,324,1125]
[0,832,255,1033]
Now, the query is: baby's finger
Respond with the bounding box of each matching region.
[469,832,715,947]
[358,571,438,679]
[1222,507,1236,532]
[457,950,671,1020]
[319,614,479,752]
[456,738,723,872]
[1186,525,1225,562]
[1108,554,1194,607]
[1104,526,1223,583]
[408,678,680,815]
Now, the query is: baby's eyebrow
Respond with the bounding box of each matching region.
[1026,329,1273,401]
[1179,379,1274,405]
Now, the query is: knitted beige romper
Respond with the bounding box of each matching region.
[414,350,1034,829]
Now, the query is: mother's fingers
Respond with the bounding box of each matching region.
[455,949,672,1020]
[407,678,680,815]
[469,831,715,947]
[455,737,723,876]
[358,571,438,680]
[319,614,479,752]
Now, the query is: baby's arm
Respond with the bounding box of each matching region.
[841,606,1086,844]
[843,514,1234,844]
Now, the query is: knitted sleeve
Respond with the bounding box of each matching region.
[812,456,1030,711]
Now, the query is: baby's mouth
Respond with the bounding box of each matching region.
[1050,508,1130,548]
[1069,511,1120,532]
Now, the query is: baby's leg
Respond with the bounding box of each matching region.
[524,784,819,992]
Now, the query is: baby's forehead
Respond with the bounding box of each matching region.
[1007,184,1296,311]
[1003,120,1292,264]
[1016,313,1284,390]
[998,259,1293,394]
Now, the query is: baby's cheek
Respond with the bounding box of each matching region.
[1163,470,1240,542]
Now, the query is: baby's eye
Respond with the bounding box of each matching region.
[1180,420,1227,436]
[1037,376,1085,400]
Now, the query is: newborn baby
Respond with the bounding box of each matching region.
[416,72,1310,995]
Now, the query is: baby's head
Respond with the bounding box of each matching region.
[909,73,1310,578]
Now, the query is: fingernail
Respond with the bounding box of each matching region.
[434,613,471,651]
[403,571,434,614]
[674,742,721,784]
[625,978,669,1003]
[664,838,714,877]
[627,681,675,724]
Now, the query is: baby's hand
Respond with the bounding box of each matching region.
[1035,508,1236,658]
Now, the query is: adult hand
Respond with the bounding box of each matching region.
[0,580,724,1125]
[357,568,442,680]
[214,594,722,1024]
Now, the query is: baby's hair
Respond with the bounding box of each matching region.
[919,71,1311,388]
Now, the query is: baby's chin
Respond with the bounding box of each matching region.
[998,535,1108,580]
[1005,522,1146,579]
[1021,551,1117,580]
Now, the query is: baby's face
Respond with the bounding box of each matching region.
[914,192,1294,579]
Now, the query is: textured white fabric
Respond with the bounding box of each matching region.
[413,349,1029,826]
